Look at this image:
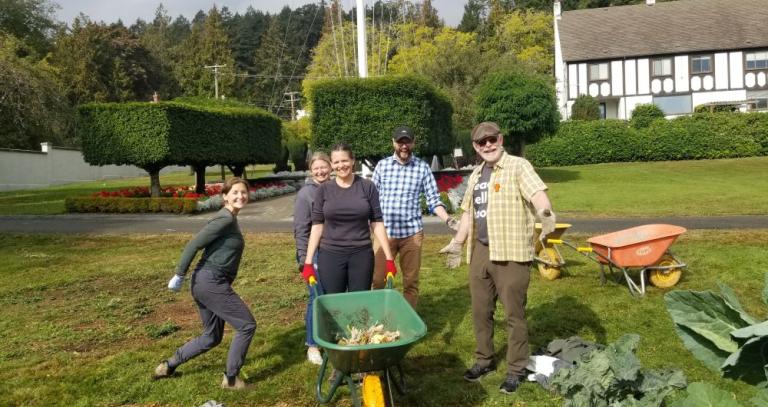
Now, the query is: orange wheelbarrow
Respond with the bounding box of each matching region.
[547,224,688,296]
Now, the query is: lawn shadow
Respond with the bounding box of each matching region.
[398,352,489,406]
[418,281,471,348]
[527,295,607,350]
[537,168,580,184]
[247,326,306,383]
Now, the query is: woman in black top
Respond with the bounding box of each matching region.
[302,143,397,294]
[154,177,255,390]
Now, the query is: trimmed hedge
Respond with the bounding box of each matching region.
[65,197,197,214]
[307,75,453,160]
[526,112,767,167]
[78,101,281,169]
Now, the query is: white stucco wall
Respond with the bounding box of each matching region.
[0,144,197,191]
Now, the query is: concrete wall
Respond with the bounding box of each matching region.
[0,143,192,191]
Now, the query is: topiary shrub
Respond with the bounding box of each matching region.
[78,101,281,196]
[306,75,453,163]
[630,103,665,129]
[570,95,600,121]
[475,70,560,155]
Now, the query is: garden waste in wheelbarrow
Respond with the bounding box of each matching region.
[312,282,427,406]
[547,224,688,296]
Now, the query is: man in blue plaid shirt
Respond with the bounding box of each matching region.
[372,126,458,308]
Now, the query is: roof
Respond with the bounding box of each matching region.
[558,0,768,62]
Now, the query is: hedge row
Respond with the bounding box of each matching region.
[78,101,281,169]
[65,197,197,214]
[526,112,768,167]
[307,75,453,160]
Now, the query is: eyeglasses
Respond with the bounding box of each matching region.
[474,136,499,146]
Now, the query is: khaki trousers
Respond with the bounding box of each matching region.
[373,231,423,308]
[469,241,530,376]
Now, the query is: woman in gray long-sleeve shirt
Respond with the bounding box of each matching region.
[293,151,331,365]
[154,177,255,390]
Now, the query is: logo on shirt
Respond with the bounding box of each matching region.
[474,181,488,219]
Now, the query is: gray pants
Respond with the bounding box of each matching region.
[168,269,256,377]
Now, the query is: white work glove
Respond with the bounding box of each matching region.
[438,238,464,269]
[167,274,185,292]
[537,208,556,243]
[445,216,460,231]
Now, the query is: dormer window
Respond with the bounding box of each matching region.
[691,55,712,74]
[589,63,609,81]
[652,58,672,77]
[746,51,768,70]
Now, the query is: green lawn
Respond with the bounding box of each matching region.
[543,156,768,217]
[1,231,766,406]
[1,157,767,217]
[0,165,274,215]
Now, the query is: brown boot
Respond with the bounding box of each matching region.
[221,374,247,390]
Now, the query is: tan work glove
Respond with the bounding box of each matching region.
[445,216,460,231]
[439,238,464,269]
[537,208,556,243]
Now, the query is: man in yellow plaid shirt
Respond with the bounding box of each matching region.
[440,121,556,394]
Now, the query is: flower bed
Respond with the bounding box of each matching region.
[66,182,296,214]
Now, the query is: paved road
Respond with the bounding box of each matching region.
[1,192,767,235]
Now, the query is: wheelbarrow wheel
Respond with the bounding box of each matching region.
[648,254,682,288]
[362,374,388,407]
[537,248,561,280]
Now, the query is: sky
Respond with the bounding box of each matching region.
[54,0,467,28]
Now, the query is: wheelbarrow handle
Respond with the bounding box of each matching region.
[386,273,395,289]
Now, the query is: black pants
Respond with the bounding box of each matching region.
[168,269,256,378]
[318,245,374,294]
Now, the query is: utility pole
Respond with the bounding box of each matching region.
[204,64,226,99]
[284,91,301,120]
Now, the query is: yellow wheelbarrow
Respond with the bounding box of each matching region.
[533,223,572,280]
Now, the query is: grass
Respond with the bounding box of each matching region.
[1,231,767,406]
[1,157,767,217]
[0,165,274,215]
[542,156,768,217]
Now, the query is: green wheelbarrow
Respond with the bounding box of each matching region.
[311,275,427,407]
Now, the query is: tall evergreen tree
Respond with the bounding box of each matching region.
[140,4,181,98]
[0,0,58,55]
[174,7,235,98]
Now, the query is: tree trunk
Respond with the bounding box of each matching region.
[193,164,206,194]
[227,165,245,178]
[143,166,162,197]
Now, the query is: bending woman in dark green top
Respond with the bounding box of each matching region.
[153,177,255,390]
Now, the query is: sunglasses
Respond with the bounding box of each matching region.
[474,136,499,146]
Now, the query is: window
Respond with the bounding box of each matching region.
[746,51,768,70]
[653,95,692,115]
[589,63,609,81]
[652,58,672,77]
[748,90,768,111]
[599,103,606,119]
[691,55,712,74]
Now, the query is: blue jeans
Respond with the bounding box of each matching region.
[298,252,323,347]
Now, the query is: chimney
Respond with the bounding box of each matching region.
[554,1,562,19]
[646,0,655,5]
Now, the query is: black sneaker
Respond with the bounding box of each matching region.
[499,375,522,394]
[463,363,496,382]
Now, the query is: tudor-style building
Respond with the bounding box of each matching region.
[553,0,768,120]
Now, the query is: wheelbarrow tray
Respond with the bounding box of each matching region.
[587,224,686,268]
[312,288,427,374]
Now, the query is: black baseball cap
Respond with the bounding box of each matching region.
[392,126,414,142]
